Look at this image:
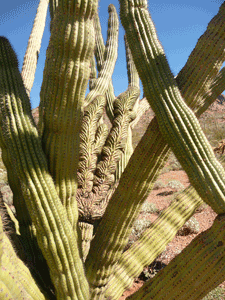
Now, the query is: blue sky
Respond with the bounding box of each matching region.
[0,0,224,109]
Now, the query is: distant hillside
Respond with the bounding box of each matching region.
[31,94,225,134]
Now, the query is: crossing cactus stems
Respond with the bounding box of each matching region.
[0,1,225,300]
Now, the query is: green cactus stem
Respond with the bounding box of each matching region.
[93,9,116,121]
[176,18,225,112]
[124,35,139,88]
[128,213,225,300]
[0,36,89,300]
[120,0,225,214]
[49,0,59,26]
[85,4,119,106]
[104,185,203,299]
[0,36,54,296]
[39,0,98,230]
[21,0,49,96]
[85,119,171,295]
[85,2,225,295]
[115,35,140,181]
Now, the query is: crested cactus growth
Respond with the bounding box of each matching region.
[0,0,225,300]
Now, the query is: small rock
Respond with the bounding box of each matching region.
[177,216,200,236]
[1,185,13,206]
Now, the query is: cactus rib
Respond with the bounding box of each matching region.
[0,36,89,300]
[39,0,98,230]
[120,0,225,214]
[85,4,119,105]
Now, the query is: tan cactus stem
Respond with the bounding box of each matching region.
[77,87,139,224]
[128,213,225,300]
[93,10,116,121]
[85,2,225,295]
[104,185,203,299]
[21,0,49,96]
[93,86,139,191]
[89,54,97,91]
[0,37,89,300]
[120,0,225,213]
[39,0,98,230]
[85,4,119,105]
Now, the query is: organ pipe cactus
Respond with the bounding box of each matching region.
[0,0,225,300]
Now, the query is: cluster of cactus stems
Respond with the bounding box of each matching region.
[0,0,225,299]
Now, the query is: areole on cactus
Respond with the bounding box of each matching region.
[0,0,225,299]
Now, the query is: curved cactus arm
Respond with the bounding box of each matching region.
[114,35,140,181]
[130,97,150,128]
[105,185,203,299]
[124,35,139,88]
[0,37,89,300]
[176,12,225,112]
[86,2,225,295]
[121,0,225,213]
[128,214,225,300]
[39,0,98,230]
[197,66,225,117]
[85,4,119,106]
[0,125,33,239]
[0,37,54,294]
[130,67,225,132]
[93,9,116,121]
[21,0,49,96]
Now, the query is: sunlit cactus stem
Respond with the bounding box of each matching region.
[0,35,89,300]
[21,0,49,96]
[39,0,98,230]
